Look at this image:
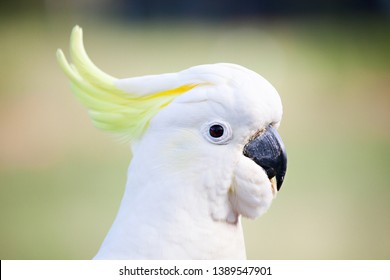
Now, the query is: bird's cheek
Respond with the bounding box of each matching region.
[229,156,275,219]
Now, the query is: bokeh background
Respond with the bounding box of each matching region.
[0,0,389,259]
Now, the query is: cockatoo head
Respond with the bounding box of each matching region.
[57,26,287,226]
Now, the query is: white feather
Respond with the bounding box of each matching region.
[93,63,282,259]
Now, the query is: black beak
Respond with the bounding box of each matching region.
[243,125,287,191]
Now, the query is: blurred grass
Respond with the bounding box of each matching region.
[0,14,389,259]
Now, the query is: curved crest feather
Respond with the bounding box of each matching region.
[57,26,198,142]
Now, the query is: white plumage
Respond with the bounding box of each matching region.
[57,26,287,260]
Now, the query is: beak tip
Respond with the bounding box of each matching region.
[276,158,287,191]
[276,174,285,191]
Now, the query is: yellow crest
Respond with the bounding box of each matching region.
[57,26,198,142]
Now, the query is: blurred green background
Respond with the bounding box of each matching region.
[0,1,389,259]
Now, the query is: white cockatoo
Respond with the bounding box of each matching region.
[57,26,287,259]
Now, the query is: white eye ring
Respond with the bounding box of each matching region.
[201,120,233,145]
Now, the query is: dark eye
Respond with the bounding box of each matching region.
[209,124,224,138]
[202,120,232,145]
